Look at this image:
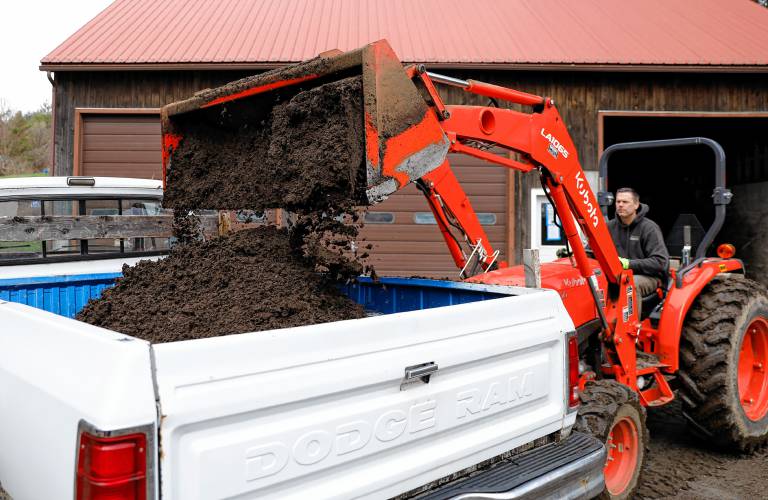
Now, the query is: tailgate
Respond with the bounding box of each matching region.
[152,289,574,499]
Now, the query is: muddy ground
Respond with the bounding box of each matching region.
[637,400,768,499]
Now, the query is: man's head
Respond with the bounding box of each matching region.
[615,187,640,224]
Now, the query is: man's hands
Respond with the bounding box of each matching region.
[619,257,630,270]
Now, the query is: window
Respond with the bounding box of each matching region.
[44,200,87,256]
[0,200,41,217]
[364,212,395,224]
[0,200,44,259]
[540,202,565,246]
[235,210,266,223]
[121,199,163,216]
[414,212,497,225]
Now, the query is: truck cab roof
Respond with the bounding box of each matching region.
[0,176,163,200]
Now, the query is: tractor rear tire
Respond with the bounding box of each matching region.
[678,273,768,452]
[575,379,648,500]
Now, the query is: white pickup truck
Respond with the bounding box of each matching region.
[0,177,604,500]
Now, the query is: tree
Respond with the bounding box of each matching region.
[0,100,51,177]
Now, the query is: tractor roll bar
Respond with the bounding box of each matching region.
[597,137,731,264]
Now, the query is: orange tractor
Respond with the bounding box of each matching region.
[161,40,768,499]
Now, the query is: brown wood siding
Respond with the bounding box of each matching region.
[54,71,768,177]
[359,154,507,278]
[53,70,258,176]
[53,70,768,263]
[80,114,162,179]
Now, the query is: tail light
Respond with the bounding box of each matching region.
[76,430,148,500]
[567,331,580,410]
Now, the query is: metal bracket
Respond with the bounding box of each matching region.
[681,225,692,267]
[459,239,486,278]
[459,239,498,279]
[401,362,438,390]
[712,187,732,205]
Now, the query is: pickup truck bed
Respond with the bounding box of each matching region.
[0,268,603,500]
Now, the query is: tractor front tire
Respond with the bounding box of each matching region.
[678,273,768,452]
[575,379,648,500]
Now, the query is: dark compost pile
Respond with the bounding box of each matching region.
[164,76,366,212]
[77,76,373,341]
[76,226,366,342]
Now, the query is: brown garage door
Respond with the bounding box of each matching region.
[79,114,162,179]
[359,153,508,278]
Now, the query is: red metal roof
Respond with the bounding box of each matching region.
[41,0,768,69]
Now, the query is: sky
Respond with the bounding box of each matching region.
[1,0,114,113]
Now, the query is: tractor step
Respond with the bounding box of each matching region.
[636,353,675,407]
[636,350,668,372]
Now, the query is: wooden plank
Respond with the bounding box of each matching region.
[372,195,507,212]
[360,225,507,240]
[83,150,161,163]
[84,135,162,150]
[523,249,541,288]
[359,211,506,226]
[0,215,219,241]
[365,240,507,254]
[83,120,160,135]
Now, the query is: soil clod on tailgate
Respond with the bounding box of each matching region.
[76,226,365,342]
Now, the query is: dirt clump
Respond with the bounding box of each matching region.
[76,226,366,342]
[164,76,365,212]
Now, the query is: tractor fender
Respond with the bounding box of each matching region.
[655,258,744,372]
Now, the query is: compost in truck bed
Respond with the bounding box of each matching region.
[76,226,366,342]
[164,76,366,212]
[79,75,376,341]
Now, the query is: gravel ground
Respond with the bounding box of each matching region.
[637,400,768,499]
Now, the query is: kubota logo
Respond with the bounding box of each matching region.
[541,128,569,159]
[575,171,599,228]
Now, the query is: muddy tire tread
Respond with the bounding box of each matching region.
[678,274,768,452]
[575,379,648,500]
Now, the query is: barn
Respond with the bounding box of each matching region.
[40,0,768,280]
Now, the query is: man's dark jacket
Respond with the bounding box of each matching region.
[607,203,669,282]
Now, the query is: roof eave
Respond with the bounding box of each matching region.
[39,62,768,73]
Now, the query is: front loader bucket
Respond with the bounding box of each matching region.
[160,39,449,210]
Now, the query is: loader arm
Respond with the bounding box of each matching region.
[411,69,623,287]
[412,70,651,392]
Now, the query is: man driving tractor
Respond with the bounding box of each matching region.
[608,187,669,301]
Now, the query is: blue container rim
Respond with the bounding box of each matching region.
[0,272,122,287]
[0,273,521,296]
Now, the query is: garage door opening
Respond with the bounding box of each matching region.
[600,113,768,284]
